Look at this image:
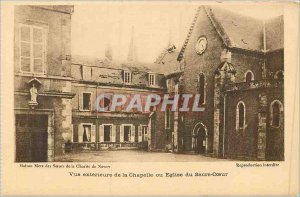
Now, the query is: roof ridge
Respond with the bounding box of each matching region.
[177,6,202,61]
[204,6,233,48]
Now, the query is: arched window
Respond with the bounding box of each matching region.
[245,71,254,82]
[198,73,205,104]
[236,101,246,129]
[270,100,283,127]
[274,70,284,80]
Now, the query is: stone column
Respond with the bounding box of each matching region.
[213,72,224,157]
[257,94,268,160]
[213,56,235,158]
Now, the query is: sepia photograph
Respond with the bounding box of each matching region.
[13,4,285,163]
[1,1,299,196]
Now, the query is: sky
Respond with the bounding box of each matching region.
[71,3,283,63]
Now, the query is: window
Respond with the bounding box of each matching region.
[149,73,155,86]
[274,70,284,80]
[19,24,46,73]
[236,101,246,129]
[198,73,205,104]
[165,109,171,129]
[123,71,132,84]
[104,97,110,108]
[245,71,254,82]
[142,125,148,141]
[104,125,112,142]
[270,100,283,127]
[82,125,91,142]
[82,66,92,80]
[167,79,175,93]
[82,93,91,110]
[123,126,131,142]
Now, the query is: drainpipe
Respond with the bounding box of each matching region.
[222,93,226,158]
[96,82,99,149]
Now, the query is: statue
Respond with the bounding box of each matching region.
[30,83,38,103]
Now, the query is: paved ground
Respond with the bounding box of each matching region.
[56,150,229,162]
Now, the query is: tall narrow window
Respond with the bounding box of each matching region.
[103,125,112,142]
[82,93,91,110]
[142,125,148,141]
[20,25,46,74]
[198,73,205,104]
[82,125,91,142]
[165,109,171,129]
[167,79,175,93]
[245,71,254,82]
[123,71,132,84]
[236,101,246,129]
[270,100,283,127]
[149,73,155,86]
[82,66,92,80]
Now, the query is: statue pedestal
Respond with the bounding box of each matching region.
[28,101,38,109]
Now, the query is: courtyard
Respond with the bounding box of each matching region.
[56,150,229,162]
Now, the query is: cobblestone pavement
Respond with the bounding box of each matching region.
[56,150,230,162]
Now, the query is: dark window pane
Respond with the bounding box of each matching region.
[238,103,245,128]
[246,72,253,82]
[83,93,91,110]
[104,97,110,108]
[272,102,280,127]
[21,57,30,72]
[199,74,205,104]
[21,26,30,42]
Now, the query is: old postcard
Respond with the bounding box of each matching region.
[0,1,299,196]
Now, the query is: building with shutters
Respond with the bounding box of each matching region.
[14,5,75,162]
[70,55,167,150]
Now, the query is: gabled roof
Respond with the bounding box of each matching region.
[178,6,283,61]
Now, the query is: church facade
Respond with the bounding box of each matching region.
[164,6,284,161]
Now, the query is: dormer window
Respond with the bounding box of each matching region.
[149,73,155,86]
[123,71,132,84]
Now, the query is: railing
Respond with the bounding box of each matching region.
[224,79,283,92]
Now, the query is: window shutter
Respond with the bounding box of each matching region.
[120,125,124,142]
[71,125,74,142]
[131,125,135,142]
[78,123,83,142]
[138,125,142,142]
[99,124,104,142]
[79,93,83,110]
[145,127,148,141]
[112,125,116,142]
[91,125,96,142]
[148,119,151,141]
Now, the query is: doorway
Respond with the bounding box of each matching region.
[15,114,48,162]
[192,122,208,154]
